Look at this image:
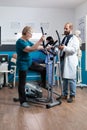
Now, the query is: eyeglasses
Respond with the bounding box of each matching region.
[27,31,33,35]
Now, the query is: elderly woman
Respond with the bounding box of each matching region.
[16,26,45,107]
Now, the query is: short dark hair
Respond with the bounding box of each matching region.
[46,36,54,45]
[46,36,54,42]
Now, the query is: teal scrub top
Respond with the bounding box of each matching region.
[16,38,33,71]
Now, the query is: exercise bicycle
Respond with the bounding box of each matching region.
[13,42,61,108]
[13,28,62,108]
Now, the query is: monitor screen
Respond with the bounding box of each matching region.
[0,54,8,63]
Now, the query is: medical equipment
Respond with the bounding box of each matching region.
[13,27,62,108]
[0,54,16,89]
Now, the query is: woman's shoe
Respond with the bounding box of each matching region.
[21,102,30,108]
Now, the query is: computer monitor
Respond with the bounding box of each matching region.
[0,54,8,63]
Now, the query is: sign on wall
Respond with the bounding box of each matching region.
[78,16,86,44]
[78,16,87,71]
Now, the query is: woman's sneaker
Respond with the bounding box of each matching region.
[21,102,30,108]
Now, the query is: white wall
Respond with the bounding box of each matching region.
[75,1,87,28]
[0,7,74,44]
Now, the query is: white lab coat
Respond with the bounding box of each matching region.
[62,35,79,79]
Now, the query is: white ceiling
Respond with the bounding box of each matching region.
[0,0,87,8]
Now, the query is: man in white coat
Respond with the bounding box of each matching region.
[58,22,79,103]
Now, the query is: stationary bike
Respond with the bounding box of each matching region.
[13,28,62,108]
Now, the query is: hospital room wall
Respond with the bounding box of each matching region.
[1,6,87,84]
[0,7,75,81]
[0,7,74,45]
